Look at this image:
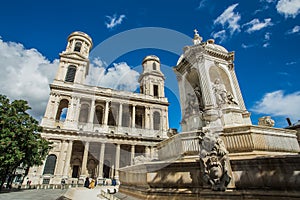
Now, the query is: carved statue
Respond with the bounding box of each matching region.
[199,132,231,191]
[227,92,238,105]
[212,78,228,107]
[194,86,204,111]
[183,93,200,119]
[212,78,238,107]
[133,155,151,165]
[258,116,275,127]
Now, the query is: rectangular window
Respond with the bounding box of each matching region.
[153,85,159,97]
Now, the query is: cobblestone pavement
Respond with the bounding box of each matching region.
[0,189,67,200]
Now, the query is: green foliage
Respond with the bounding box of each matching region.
[0,94,51,187]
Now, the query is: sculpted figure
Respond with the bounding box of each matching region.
[199,133,231,191]
[212,78,228,107]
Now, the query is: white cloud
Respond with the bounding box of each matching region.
[264,32,271,40]
[211,30,227,43]
[86,58,140,92]
[105,14,126,29]
[260,0,276,3]
[251,90,300,122]
[241,43,254,49]
[214,3,241,35]
[263,42,270,48]
[286,25,300,34]
[197,0,207,9]
[286,61,297,65]
[276,0,300,18]
[243,18,273,33]
[0,38,58,120]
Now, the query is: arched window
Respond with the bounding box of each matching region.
[65,65,76,83]
[153,111,160,130]
[43,154,57,175]
[153,62,157,70]
[79,104,89,123]
[56,99,69,121]
[94,105,104,124]
[74,42,82,52]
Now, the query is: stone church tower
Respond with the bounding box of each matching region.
[174,30,251,132]
[139,55,165,99]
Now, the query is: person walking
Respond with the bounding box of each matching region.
[61,179,66,190]
[89,179,95,189]
[84,177,90,188]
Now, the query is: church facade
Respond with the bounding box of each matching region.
[26,31,169,185]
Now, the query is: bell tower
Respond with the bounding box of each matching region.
[174,30,251,132]
[138,55,165,98]
[54,31,93,85]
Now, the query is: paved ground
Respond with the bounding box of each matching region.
[0,186,122,200]
[0,189,67,200]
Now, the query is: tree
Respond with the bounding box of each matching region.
[0,95,51,190]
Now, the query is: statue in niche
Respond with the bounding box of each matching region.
[194,86,204,111]
[227,92,238,105]
[212,78,228,107]
[212,78,238,107]
[183,93,201,119]
[199,132,231,191]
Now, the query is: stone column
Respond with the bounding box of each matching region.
[132,105,136,128]
[88,99,95,123]
[150,146,153,159]
[98,143,106,178]
[104,101,109,125]
[63,140,73,177]
[145,107,150,129]
[74,97,81,122]
[56,140,68,176]
[145,146,150,158]
[81,141,89,176]
[114,144,121,179]
[118,103,123,126]
[130,145,135,165]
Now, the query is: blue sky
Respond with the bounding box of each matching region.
[0,0,299,129]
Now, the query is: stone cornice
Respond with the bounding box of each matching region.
[50,83,169,106]
[41,127,164,143]
[224,125,297,136]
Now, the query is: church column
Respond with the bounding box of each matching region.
[145,146,150,158]
[63,140,73,177]
[88,99,95,123]
[114,144,121,179]
[150,146,154,159]
[104,101,109,125]
[130,145,135,165]
[118,103,123,126]
[81,141,89,176]
[98,143,105,178]
[44,93,56,119]
[132,105,136,128]
[145,107,150,129]
[56,140,68,176]
[74,97,81,122]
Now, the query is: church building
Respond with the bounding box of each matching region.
[26,31,169,185]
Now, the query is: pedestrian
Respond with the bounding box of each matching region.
[61,179,66,190]
[89,179,95,189]
[84,177,90,188]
